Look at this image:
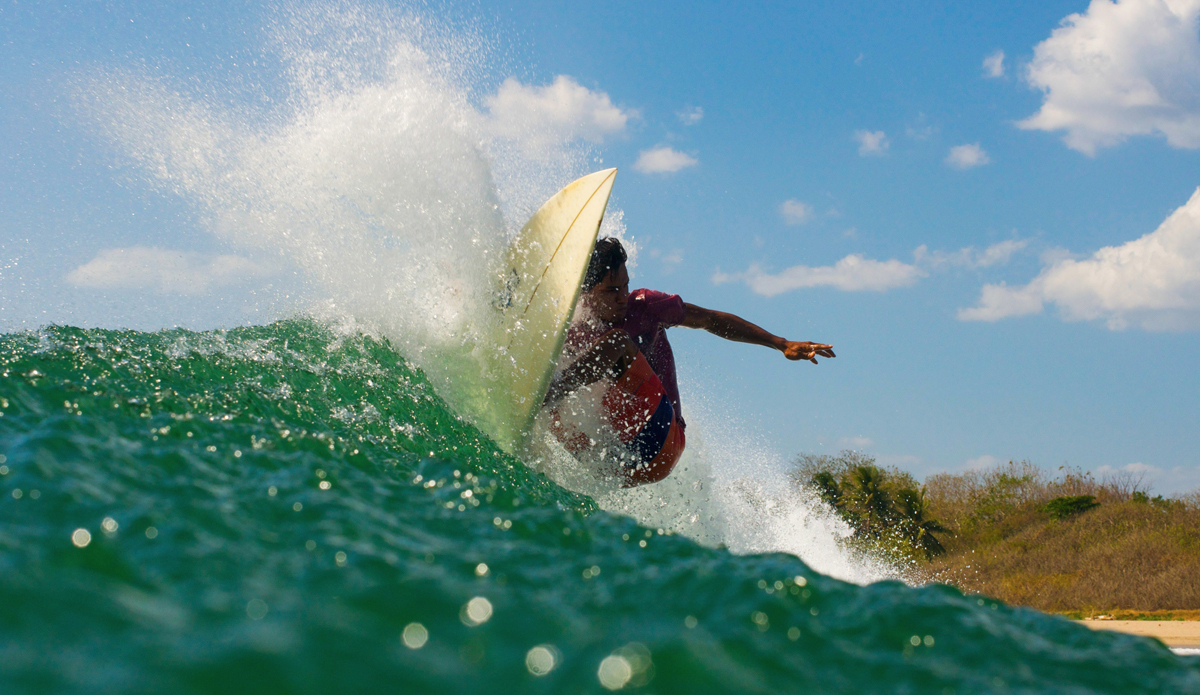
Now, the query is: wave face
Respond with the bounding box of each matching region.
[1,321,1198,694]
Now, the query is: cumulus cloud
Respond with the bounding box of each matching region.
[945,143,990,169]
[1019,0,1200,155]
[678,106,704,125]
[855,130,889,156]
[67,247,274,295]
[915,239,1029,269]
[633,146,698,174]
[983,50,1006,78]
[959,188,1200,330]
[712,255,925,296]
[780,199,814,225]
[485,75,634,151]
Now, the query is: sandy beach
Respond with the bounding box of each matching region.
[1079,621,1200,648]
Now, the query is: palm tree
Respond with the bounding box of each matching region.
[846,465,892,538]
[894,487,949,559]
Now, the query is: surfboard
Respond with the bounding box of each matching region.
[481,168,617,454]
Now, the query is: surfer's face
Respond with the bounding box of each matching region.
[586,264,629,323]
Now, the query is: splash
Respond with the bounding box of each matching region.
[529,379,898,585]
[71,0,895,583]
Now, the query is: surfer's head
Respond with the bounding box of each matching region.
[583,237,629,323]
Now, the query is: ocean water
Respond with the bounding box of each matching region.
[4,1,1200,692]
[1,321,1198,694]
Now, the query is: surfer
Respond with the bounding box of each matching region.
[544,237,835,487]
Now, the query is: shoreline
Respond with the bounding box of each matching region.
[1077,620,1200,648]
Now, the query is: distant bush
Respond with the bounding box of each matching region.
[795,454,1200,611]
[792,451,948,561]
[1041,495,1099,520]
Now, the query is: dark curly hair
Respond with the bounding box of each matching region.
[582,237,627,292]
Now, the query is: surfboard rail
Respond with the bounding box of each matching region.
[479,168,617,453]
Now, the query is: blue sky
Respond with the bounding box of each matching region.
[3,0,1199,491]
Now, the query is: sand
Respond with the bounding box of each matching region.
[1079,620,1200,647]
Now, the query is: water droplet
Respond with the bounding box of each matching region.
[460,596,493,626]
[526,645,557,676]
[101,517,118,533]
[402,622,428,649]
[145,527,158,539]
[246,599,268,620]
[597,655,632,690]
[71,528,91,548]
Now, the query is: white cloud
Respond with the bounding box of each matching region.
[966,455,1002,470]
[945,143,990,169]
[957,282,1045,322]
[649,248,683,272]
[780,199,814,225]
[678,106,704,125]
[1019,0,1200,155]
[983,50,1006,78]
[915,239,1029,269]
[855,130,889,156]
[838,436,874,449]
[959,187,1200,330]
[1095,462,1200,495]
[67,247,274,295]
[633,146,698,174]
[485,75,634,151]
[906,112,937,140]
[876,454,922,467]
[712,255,925,296]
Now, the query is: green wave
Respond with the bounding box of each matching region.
[1,320,1197,694]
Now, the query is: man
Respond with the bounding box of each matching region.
[544,237,834,487]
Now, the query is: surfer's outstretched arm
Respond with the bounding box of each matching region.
[680,303,835,364]
[543,329,637,405]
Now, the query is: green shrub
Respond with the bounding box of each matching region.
[1042,495,1100,520]
[793,451,948,560]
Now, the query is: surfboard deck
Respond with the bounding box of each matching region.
[481,168,617,454]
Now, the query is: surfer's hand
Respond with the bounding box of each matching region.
[783,341,835,364]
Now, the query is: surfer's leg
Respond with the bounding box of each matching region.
[622,418,685,487]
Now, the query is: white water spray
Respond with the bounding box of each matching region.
[74,0,898,585]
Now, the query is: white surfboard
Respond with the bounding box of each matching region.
[480,168,617,454]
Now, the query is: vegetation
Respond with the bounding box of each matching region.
[793,452,1200,612]
[793,451,949,562]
